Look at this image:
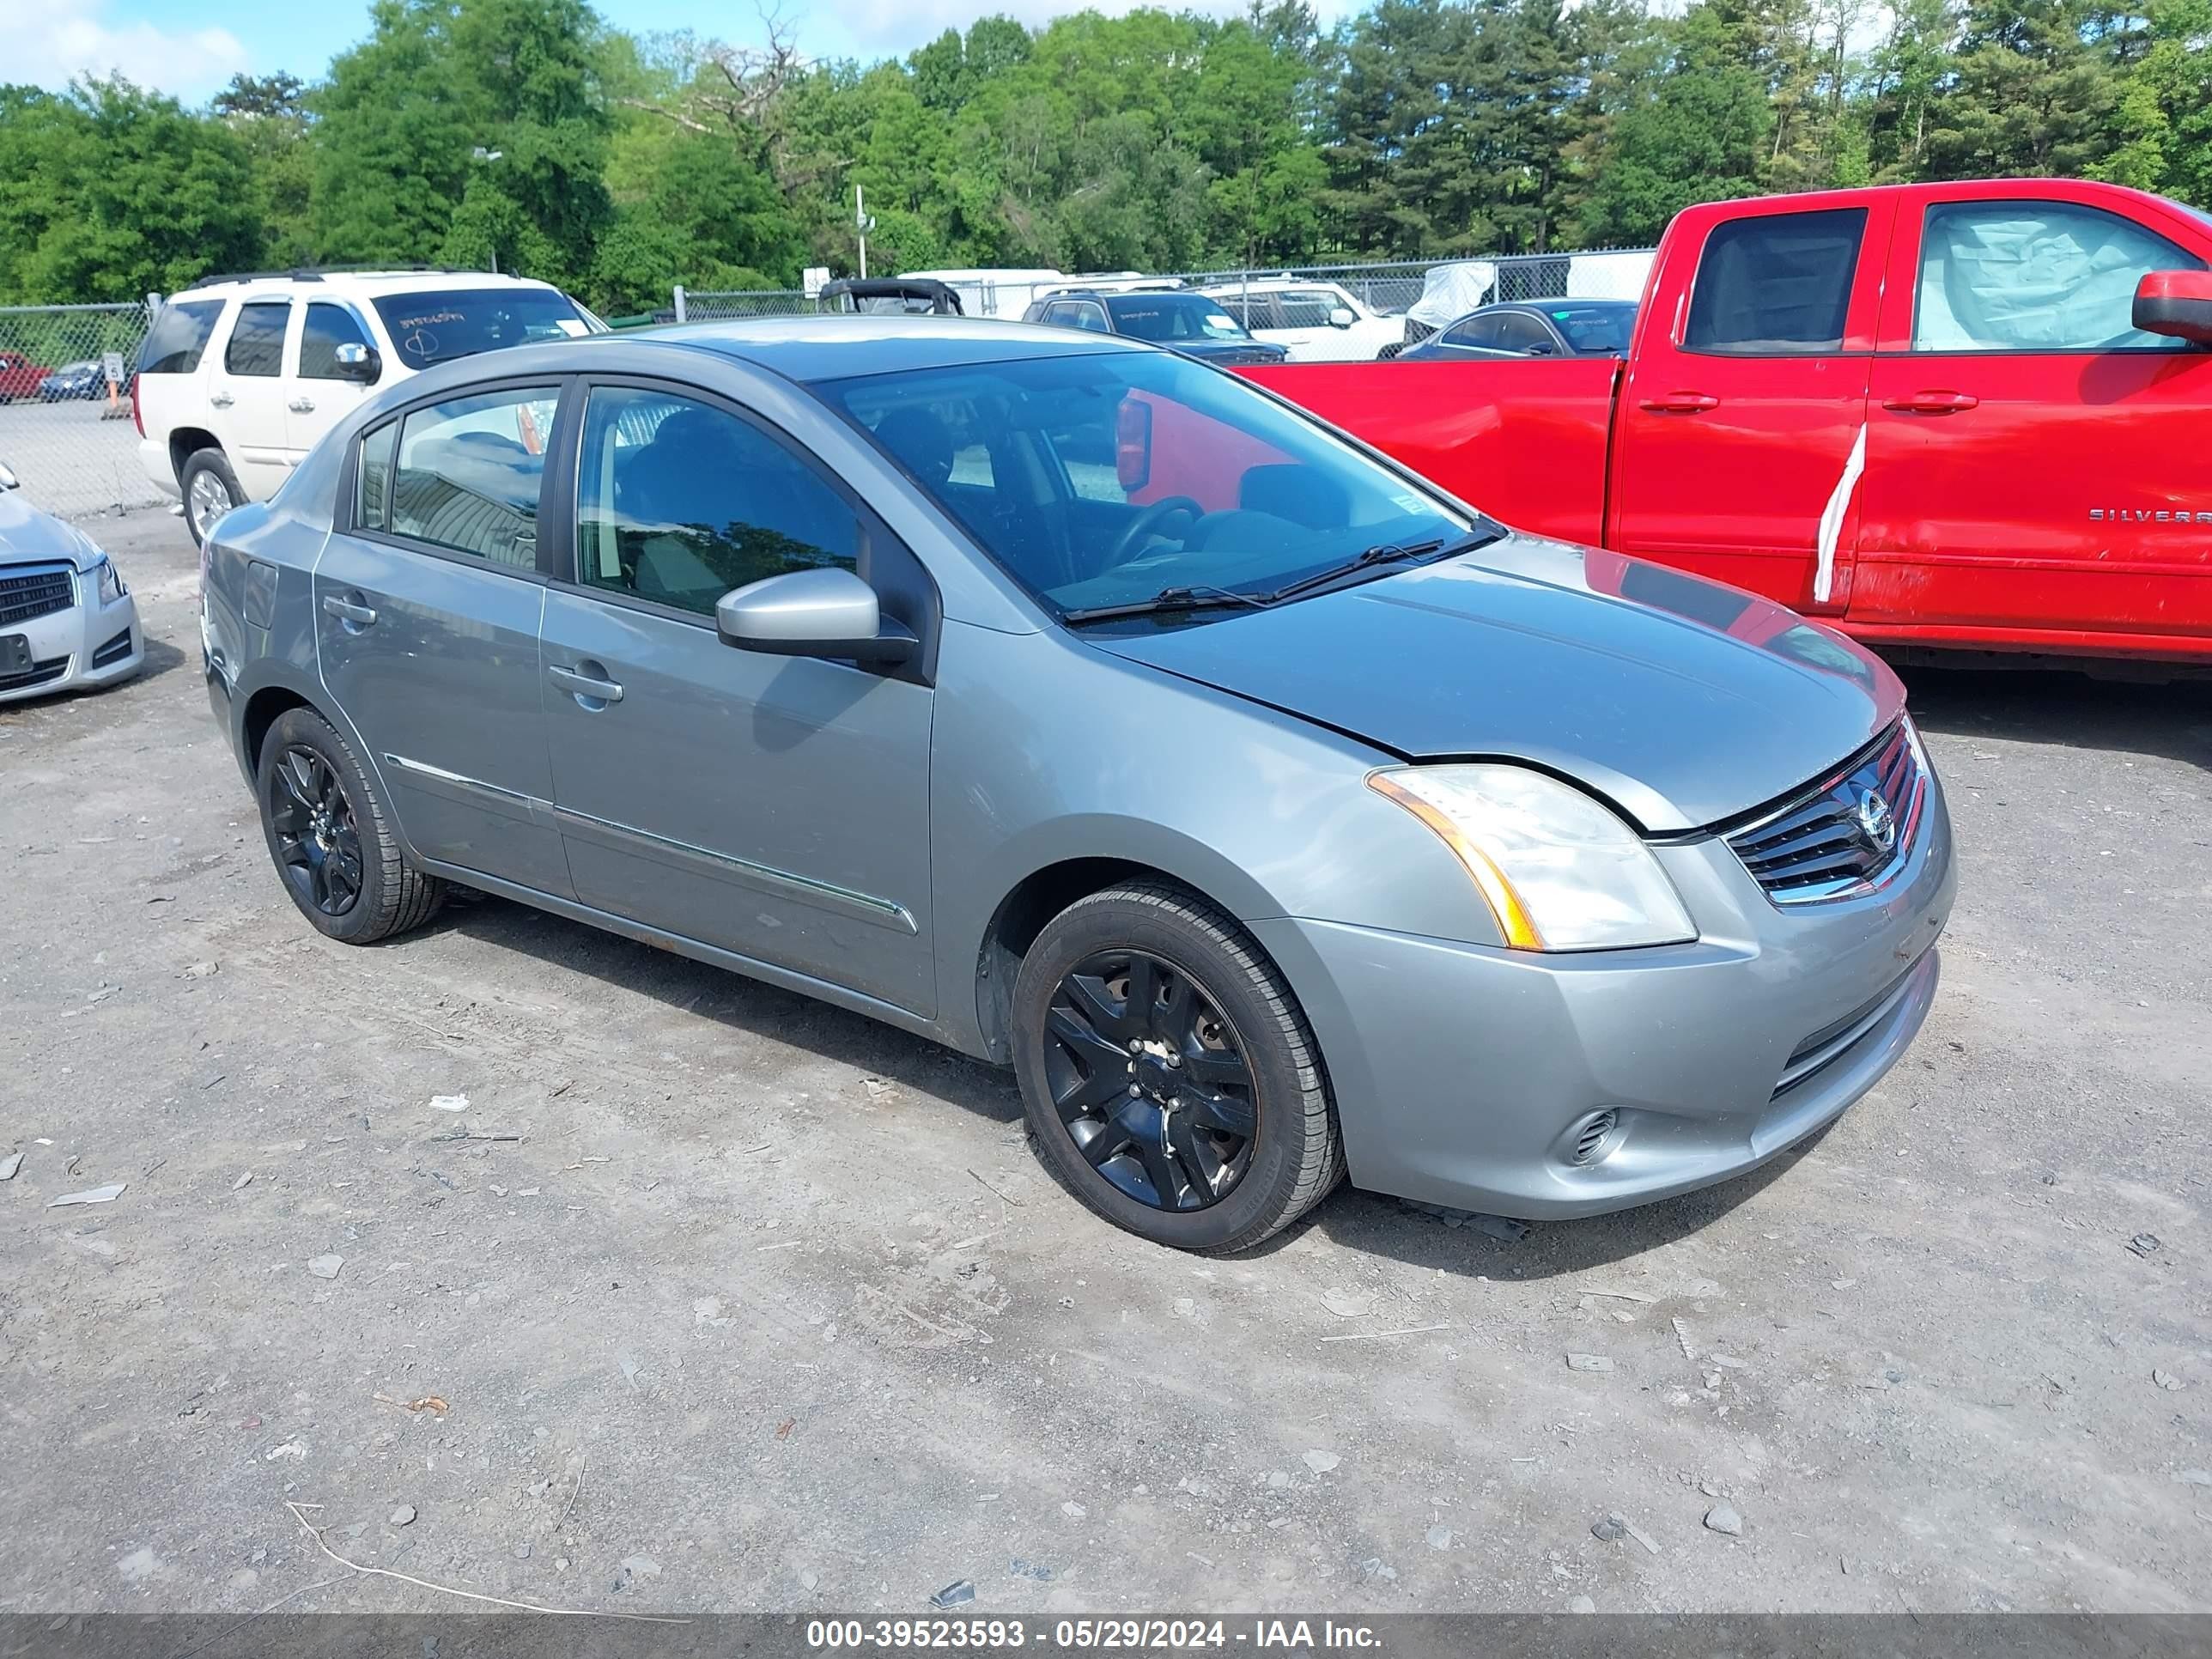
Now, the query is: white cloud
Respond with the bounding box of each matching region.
[13,0,251,102]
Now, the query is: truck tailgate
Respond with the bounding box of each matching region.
[1242,358,1620,547]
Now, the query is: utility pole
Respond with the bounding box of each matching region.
[855,185,877,280]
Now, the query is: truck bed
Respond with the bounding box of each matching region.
[1243,358,1621,547]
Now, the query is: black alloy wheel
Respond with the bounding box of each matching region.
[267,744,364,917]
[1043,947,1259,1212]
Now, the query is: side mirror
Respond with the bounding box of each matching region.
[1328,307,1357,329]
[2134,270,2212,344]
[715,566,915,667]
[333,342,384,384]
[1523,337,1558,356]
[0,461,17,491]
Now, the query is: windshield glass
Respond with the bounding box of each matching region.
[370,289,588,371]
[1548,304,1636,353]
[818,349,1472,622]
[1104,295,1251,343]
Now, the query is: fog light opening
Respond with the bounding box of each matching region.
[1568,1109,1620,1168]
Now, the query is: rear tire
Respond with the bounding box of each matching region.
[179,447,244,547]
[1012,883,1342,1253]
[256,707,443,945]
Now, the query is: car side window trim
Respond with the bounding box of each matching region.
[334,374,575,584]
[552,373,943,683]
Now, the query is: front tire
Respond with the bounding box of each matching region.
[179,448,244,548]
[1012,883,1342,1253]
[255,707,443,944]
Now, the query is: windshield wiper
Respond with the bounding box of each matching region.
[1261,528,1504,605]
[1060,585,1272,624]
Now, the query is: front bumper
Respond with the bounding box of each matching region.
[0,568,143,704]
[1250,773,1956,1219]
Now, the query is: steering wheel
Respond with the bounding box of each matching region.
[1103,495,1205,572]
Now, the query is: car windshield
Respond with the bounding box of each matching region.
[818,349,1473,623]
[1104,295,1251,343]
[1547,304,1636,353]
[370,289,589,371]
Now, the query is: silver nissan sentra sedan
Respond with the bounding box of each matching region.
[200,317,1954,1253]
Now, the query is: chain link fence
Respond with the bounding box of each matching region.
[0,301,161,521]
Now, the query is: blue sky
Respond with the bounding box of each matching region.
[20,0,1322,103]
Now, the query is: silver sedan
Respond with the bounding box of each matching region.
[0,462,143,704]
[198,319,1954,1252]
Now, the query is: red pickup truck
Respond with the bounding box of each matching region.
[1249,179,2212,663]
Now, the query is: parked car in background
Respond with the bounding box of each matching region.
[818,277,963,315]
[0,350,54,404]
[1257,179,2212,663]
[1200,279,1408,362]
[201,315,1949,1252]
[135,269,601,545]
[38,361,111,401]
[898,268,1070,319]
[1396,300,1639,362]
[0,460,143,702]
[1020,289,1289,366]
[1399,250,1658,349]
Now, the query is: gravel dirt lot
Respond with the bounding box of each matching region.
[3,510,2208,1619]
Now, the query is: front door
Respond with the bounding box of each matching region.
[313,381,571,896]
[1610,199,1892,611]
[1856,192,2212,645]
[210,298,296,501]
[538,382,937,1016]
[284,301,378,461]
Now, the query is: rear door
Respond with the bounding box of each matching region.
[1426,313,1512,361]
[1611,198,1893,611]
[286,301,379,461]
[313,380,571,896]
[207,298,296,501]
[1856,190,2212,647]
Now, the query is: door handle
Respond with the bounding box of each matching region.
[288,396,316,414]
[1882,390,1979,414]
[209,392,234,409]
[549,664,624,704]
[321,593,377,626]
[1638,391,1720,413]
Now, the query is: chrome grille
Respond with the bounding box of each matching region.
[1725,721,1927,905]
[0,563,76,629]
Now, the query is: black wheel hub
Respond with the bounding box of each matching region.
[269,745,363,917]
[1042,949,1257,1212]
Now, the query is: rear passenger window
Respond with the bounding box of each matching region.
[1685,208,1866,354]
[1443,314,1502,349]
[224,301,291,377]
[574,387,858,615]
[388,386,559,568]
[356,420,398,529]
[138,299,225,374]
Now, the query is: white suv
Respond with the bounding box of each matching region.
[135,270,599,544]
[1199,280,1410,362]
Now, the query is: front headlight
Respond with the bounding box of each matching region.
[92,555,126,605]
[1368,764,1695,951]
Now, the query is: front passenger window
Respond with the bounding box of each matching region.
[1913,200,2204,352]
[575,387,859,616]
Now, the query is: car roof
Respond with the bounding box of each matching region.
[643,314,1145,382]
[175,270,566,300]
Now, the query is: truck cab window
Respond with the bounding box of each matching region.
[1913,200,2205,353]
[1685,208,1866,355]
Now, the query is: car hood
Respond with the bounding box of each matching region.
[0,490,105,572]
[1089,534,1905,833]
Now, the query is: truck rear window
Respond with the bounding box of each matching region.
[1685,208,1865,355]
[137,299,225,375]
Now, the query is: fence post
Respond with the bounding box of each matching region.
[672,284,688,325]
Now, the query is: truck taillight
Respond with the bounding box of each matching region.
[131,374,143,437]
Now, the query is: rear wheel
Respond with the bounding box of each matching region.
[179,448,243,547]
[1012,884,1342,1253]
[255,707,443,944]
